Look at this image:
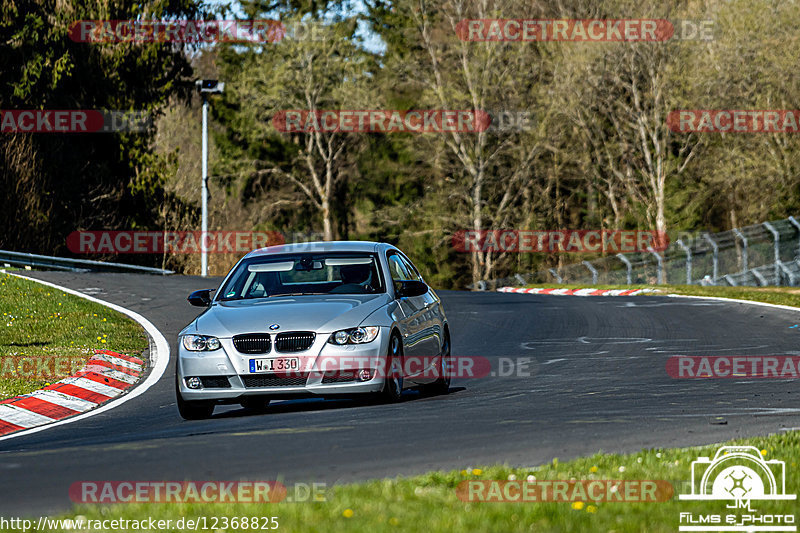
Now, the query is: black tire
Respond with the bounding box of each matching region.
[175,373,215,420]
[379,334,404,403]
[240,396,271,412]
[422,332,451,395]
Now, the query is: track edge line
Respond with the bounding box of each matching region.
[0,270,170,442]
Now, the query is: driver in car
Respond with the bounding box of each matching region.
[332,263,374,293]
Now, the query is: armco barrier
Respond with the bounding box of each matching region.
[0,250,173,274]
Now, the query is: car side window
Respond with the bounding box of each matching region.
[398,254,422,282]
[387,253,409,282]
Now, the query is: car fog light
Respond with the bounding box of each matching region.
[186,376,202,389]
[358,369,372,382]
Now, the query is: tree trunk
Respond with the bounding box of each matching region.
[471,179,483,288]
[322,200,333,241]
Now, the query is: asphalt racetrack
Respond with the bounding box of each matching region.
[2,272,799,515]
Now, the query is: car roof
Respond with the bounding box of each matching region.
[245,240,391,258]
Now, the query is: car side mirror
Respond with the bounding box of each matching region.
[188,289,214,307]
[395,280,428,298]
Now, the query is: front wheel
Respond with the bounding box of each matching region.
[423,332,451,395]
[379,334,404,403]
[177,394,214,420]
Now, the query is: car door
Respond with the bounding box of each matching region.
[397,254,442,375]
[387,252,429,382]
[391,252,439,383]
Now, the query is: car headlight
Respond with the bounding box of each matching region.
[328,326,380,345]
[182,334,221,352]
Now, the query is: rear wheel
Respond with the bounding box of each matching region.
[379,334,404,403]
[175,373,215,420]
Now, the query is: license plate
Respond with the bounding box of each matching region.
[249,357,300,373]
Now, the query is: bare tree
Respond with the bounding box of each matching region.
[405,0,553,285]
[557,40,701,235]
[228,17,372,241]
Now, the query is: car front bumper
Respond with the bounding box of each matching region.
[177,329,389,402]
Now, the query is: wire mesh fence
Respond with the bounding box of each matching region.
[476,217,800,290]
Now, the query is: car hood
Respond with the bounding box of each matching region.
[187,293,392,337]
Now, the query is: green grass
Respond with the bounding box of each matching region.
[0,272,148,399]
[660,284,800,307]
[5,281,800,532]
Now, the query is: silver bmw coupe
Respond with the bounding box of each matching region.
[176,241,450,419]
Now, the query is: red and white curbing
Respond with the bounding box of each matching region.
[498,286,660,296]
[0,349,145,436]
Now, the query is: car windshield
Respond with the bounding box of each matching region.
[217,253,384,300]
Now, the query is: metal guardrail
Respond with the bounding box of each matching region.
[0,250,173,275]
[477,216,800,289]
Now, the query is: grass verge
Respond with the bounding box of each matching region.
[0,272,148,399]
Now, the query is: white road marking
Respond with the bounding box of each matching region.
[621,301,725,307]
[79,287,104,295]
[647,345,770,354]
[577,336,652,344]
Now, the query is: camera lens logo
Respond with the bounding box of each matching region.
[679,446,794,503]
[718,468,755,499]
[678,446,796,533]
